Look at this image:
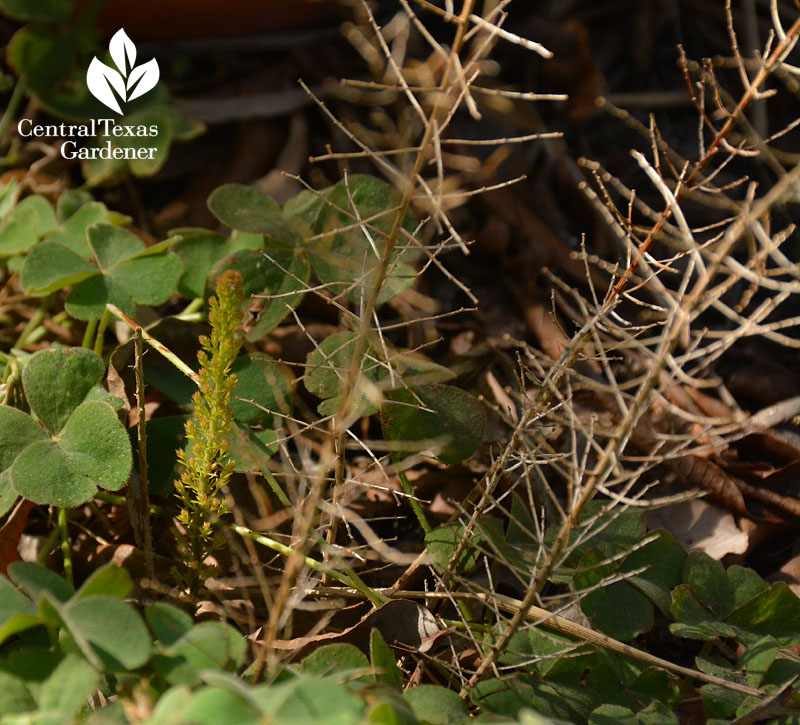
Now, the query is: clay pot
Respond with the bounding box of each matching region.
[94,0,337,41]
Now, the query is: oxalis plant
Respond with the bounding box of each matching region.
[0,346,129,512]
[2,0,800,723]
[0,171,493,722]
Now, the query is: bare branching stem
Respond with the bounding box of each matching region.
[608,10,800,302]
[130,327,154,580]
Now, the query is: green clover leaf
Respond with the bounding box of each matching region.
[0,348,132,510]
[0,194,57,259]
[21,223,183,319]
[304,330,455,418]
[171,228,262,299]
[207,183,297,245]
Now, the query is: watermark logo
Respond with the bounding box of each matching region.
[86,29,159,115]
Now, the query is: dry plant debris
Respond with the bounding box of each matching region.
[1,0,800,722]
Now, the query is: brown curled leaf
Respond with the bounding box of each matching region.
[672,455,748,515]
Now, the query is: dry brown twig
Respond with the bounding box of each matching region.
[215,0,800,705]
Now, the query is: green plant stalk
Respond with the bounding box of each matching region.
[397,469,431,534]
[175,297,204,320]
[95,491,172,517]
[106,304,199,384]
[36,526,61,565]
[58,508,73,588]
[22,323,52,347]
[0,80,26,143]
[1,356,19,404]
[12,294,53,352]
[93,307,112,356]
[81,318,99,350]
[173,271,243,594]
[261,466,291,508]
[231,524,388,606]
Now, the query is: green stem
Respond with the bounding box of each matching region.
[13,294,53,352]
[175,297,204,320]
[22,324,50,346]
[2,355,18,389]
[93,307,112,356]
[1,356,19,404]
[262,467,291,508]
[398,468,431,534]
[0,80,26,143]
[58,508,73,588]
[95,491,173,517]
[106,304,199,384]
[441,618,492,634]
[36,526,61,565]
[232,524,388,607]
[82,318,99,350]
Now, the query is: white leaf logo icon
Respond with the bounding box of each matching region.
[109,29,136,76]
[86,29,160,114]
[127,58,159,102]
[87,58,125,114]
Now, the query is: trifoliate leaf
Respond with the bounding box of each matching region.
[61,224,183,320]
[19,240,96,295]
[61,595,152,670]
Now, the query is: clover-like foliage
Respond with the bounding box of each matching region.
[20,222,183,319]
[304,330,457,418]
[205,176,421,342]
[0,188,56,261]
[0,182,113,273]
[206,183,311,339]
[303,175,421,305]
[0,347,131,511]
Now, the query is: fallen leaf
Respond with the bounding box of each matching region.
[645,499,748,559]
[0,499,34,574]
[672,456,748,515]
